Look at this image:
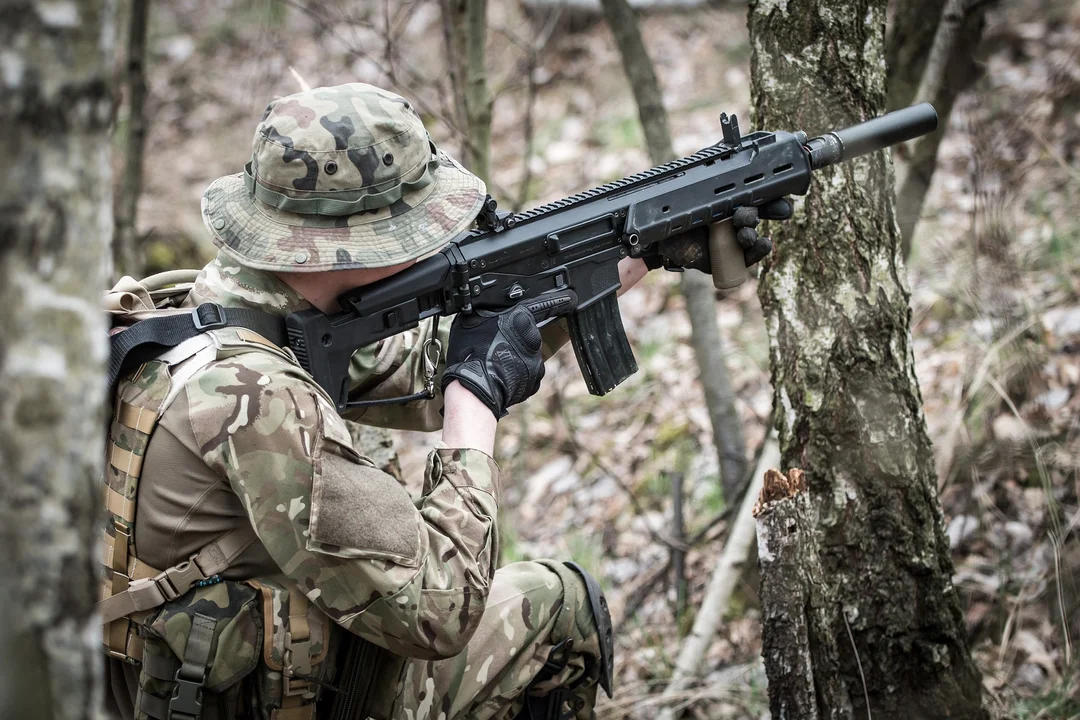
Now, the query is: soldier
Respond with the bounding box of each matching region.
[101,82,646,720]
[100,82,784,720]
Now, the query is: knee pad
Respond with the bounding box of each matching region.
[563,562,614,698]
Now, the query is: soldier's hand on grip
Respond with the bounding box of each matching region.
[732,197,793,266]
[442,305,546,419]
[642,196,794,273]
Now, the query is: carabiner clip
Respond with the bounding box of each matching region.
[421,337,443,397]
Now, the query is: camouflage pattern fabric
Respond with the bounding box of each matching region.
[145,582,261,692]
[109,255,601,719]
[390,560,604,720]
[106,357,170,526]
[185,254,570,430]
[201,83,486,272]
[174,255,500,662]
[137,582,262,719]
[245,577,335,717]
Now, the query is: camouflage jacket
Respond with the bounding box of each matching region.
[136,253,566,660]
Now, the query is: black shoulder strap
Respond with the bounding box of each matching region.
[108,303,287,393]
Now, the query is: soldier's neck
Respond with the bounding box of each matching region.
[275,261,416,313]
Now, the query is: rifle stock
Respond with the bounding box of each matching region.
[286,103,939,410]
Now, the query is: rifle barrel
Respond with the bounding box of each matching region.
[805,103,938,169]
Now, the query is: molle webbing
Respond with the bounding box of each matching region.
[103,356,176,661]
[101,330,267,661]
[98,526,258,625]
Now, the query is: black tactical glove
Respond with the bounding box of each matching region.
[643,196,794,271]
[441,305,545,418]
[732,197,794,266]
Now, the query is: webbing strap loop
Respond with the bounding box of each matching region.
[108,303,286,395]
[345,314,442,409]
[168,613,216,720]
[98,526,258,624]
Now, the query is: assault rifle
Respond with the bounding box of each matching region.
[286,103,939,410]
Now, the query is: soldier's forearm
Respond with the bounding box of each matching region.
[442,380,497,456]
[617,257,648,296]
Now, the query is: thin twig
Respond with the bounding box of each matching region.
[843,606,872,720]
[282,0,463,137]
[288,66,311,92]
[986,373,1061,535]
[656,434,779,720]
[382,0,397,83]
[671,470,687,616]
[616,437,769,628]
[562,415,688,552]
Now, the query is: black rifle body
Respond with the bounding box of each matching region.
[287,104,939,410]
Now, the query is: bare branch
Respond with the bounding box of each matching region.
[656,436,781,720]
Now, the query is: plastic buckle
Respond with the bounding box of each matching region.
[162,557,207,600]
[192,303,227,332]
[282,632,313,696]
[169,669,203,720]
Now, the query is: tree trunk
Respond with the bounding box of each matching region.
[886,0,947,113]
[893,0,991,258]
[441,0,492,183]
[754,468,847,720]
[682,273,748,499]
[600,0,748,500]
[346,422,402,480]
[0,2,115,718]
[748,2,987,718]
[114,0,150,278]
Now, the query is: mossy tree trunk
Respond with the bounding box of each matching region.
[0,1,115,717]
[748,1,987,718]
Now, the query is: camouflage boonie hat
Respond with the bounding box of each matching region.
[201,83,486,272]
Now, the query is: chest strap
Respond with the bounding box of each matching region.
[109,303,286,395]
[98,525,258,625]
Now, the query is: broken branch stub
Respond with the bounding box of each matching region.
[755,468,848,720]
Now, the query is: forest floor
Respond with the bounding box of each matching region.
[130,0,1080,717]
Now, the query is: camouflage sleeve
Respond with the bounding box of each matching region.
[186,353,501,659]
[343,315,571,431]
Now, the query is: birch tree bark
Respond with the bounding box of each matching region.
[754,468,846,720]
[748,1,987,717]
[0,1,115,718]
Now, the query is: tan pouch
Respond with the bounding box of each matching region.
[246,578,334,720]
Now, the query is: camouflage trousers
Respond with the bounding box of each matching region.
[388,560,604,720]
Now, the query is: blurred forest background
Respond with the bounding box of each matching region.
[100,0,1079,716]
